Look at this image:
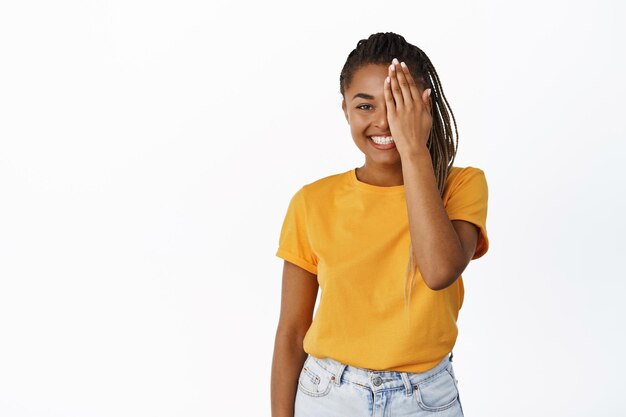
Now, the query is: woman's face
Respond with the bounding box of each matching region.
[342,63,401,168]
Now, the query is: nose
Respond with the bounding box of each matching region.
[374,107,389,130]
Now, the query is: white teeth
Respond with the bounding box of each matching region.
[370,136,394,145]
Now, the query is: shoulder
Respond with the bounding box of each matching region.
[445,166,486,187]
[282,169,351,210]
[443,166,487,198]
[446,166,485,182]
[299,169,352,199]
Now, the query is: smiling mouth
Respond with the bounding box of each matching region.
[369,136,394,145]
[368,136,396,150]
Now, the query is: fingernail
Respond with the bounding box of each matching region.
[426,88,432,97]
[389,64,395,72]
[392,58,399,65]
[400,61,407,69]
[386,76,390,84]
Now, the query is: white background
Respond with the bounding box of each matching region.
[1,1,624,416]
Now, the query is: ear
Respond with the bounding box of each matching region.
[341,99,349,123]
[422,90,432,115]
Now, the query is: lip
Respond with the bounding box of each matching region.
[368,136,396,150]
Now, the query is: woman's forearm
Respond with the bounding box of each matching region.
[401,148,465,290]
[271,331,308,417]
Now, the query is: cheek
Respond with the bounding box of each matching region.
[348,114,368,132]
[351,125,367,137]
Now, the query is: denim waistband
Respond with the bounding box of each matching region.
[308,353,453,396]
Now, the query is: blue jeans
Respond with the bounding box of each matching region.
[295,353,464,417]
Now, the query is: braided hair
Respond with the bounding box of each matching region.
[339,32,459,314]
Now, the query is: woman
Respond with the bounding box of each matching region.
[271,32,489,417]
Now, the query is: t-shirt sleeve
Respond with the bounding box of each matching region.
[275,187,318,275]
[445,167,489,260]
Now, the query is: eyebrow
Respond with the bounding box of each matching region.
[352,93,375,101]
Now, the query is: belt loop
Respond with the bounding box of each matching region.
[400,372,413,396]
[332,363,347,386]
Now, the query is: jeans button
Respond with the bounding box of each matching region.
[372,376,383,386]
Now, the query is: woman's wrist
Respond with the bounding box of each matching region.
[397,143,431,162]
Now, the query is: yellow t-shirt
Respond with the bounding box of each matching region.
[276,166,489,373]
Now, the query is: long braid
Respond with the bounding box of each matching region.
[339,33,459,316]
[426,58,459,191]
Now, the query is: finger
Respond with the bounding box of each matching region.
[383,73,396,115]
[388,61,404,108]
[394,59,414,106]
[399,61,422,102]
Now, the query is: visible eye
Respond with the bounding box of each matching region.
[356,104,373,110]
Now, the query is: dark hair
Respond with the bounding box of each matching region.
[339,32,458,195]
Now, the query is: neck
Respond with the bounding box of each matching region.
[356,163,404,187]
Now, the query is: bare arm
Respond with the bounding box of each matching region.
[401,152,479,290]
[271,260,319,417]
[383,58,478,290]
